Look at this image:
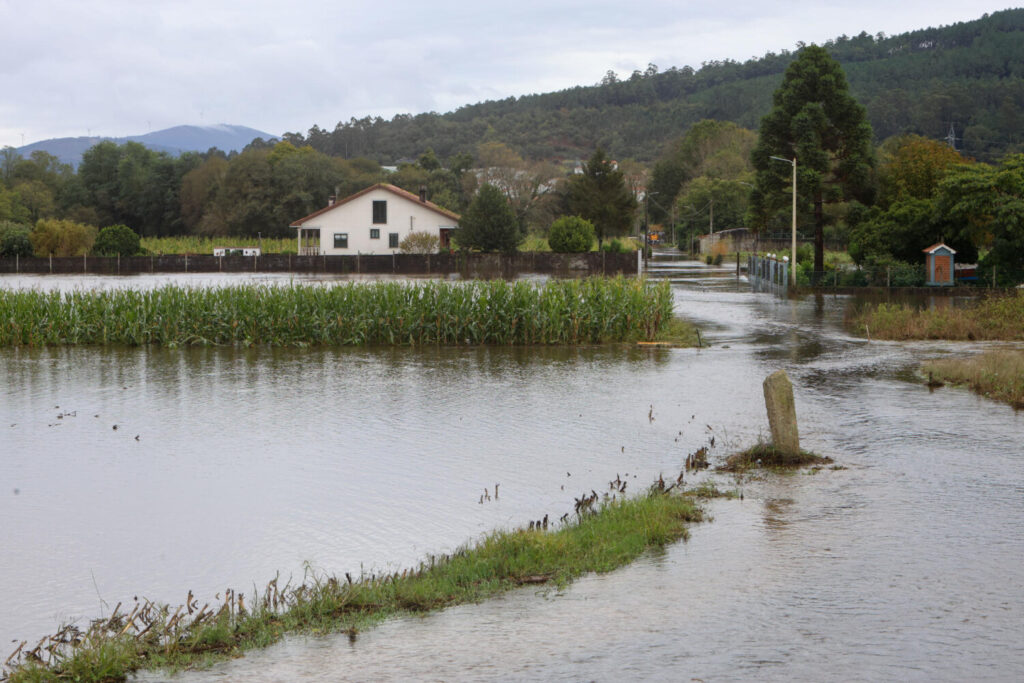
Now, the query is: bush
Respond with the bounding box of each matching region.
[889,261,925,287]
[93,224,141,256]
[399,231,440,254]
[0,221,33,257]
[796,243,812,264]
[839,268,868,287]
[547,216,595,253]
[601,238,629,254]
[29,219,97,257]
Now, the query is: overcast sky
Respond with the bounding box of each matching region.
[0,1,1016,149]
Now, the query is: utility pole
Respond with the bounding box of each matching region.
[670,202,677,246]
[643,193,649,264]
[945,123,958,151]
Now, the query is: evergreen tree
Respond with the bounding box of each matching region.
[567,148,637,247]
[750,45,875,275]
[938,154,1024,285]
[456,184,521,252]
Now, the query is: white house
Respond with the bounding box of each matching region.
[290,183,459,255]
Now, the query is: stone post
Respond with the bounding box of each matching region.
[763,370,800,455]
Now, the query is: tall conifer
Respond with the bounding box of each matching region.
[750,45,874,275]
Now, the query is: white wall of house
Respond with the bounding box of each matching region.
[295,187,457,255]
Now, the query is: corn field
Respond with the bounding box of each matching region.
[0,278,673,347]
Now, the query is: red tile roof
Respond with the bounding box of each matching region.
[290,183,460,227]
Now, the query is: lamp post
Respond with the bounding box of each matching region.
[770,156,797,285]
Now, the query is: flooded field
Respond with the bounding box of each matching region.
[2,261,1023,680]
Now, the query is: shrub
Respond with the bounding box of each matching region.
[710,239,731,260]
[889,260,925,287]
[0,221,33,257]
[601,238,629,254]
[29,219,97,257]
[93,224,141,256]
[796,243,812,264]
[548,216,595,253]
[795,262,811,285]
[399,231,440,254]
[839,267,868,287]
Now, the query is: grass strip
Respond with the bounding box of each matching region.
[849,291,1024,341]
[923,350,1024,408]
[4,487,705,682]
[0,277,678,348]
[720,443,832,472]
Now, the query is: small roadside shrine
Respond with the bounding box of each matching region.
[923,242,956,286]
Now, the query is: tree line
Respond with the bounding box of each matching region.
[282,9,1024,164]
[0,135,639,257]
[2,10,1023,282]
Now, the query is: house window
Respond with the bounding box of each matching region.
[370,228,380,239]
[372,200,387,224]
[333,233,348,249]
[389,233,399,248]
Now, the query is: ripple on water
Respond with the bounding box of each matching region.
[6,262,1024,680]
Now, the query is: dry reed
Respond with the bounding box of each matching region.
[850,292,1024,341]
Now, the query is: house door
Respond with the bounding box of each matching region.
[933,255,950,284]
[439,228,453,249]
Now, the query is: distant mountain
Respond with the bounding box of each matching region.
[17,124,278,167]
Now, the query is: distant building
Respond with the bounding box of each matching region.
[290,183,459,256]
[698,228,751,254]
[923,242,956,286]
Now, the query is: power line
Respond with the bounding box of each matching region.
[945,122,959,150]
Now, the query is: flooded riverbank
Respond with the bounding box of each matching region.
[3,260,1023,680]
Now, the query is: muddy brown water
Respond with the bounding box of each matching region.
[2,262,1023,681]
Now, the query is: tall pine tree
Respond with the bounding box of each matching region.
[750,45,874,275]
[567,148,637,247]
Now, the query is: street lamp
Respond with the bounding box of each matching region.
[769,156,797,285]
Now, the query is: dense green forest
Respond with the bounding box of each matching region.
[282,9,1024,164]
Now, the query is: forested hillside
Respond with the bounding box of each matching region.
[283,9,1024,163]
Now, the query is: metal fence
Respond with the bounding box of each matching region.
[748,255,789,297]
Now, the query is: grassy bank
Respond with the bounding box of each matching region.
[923,350,1024,408]
[0,277,677,348]
[4,487,706,682]
[849,292,1024,341]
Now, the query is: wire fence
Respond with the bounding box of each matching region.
[793,263,1016,289]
